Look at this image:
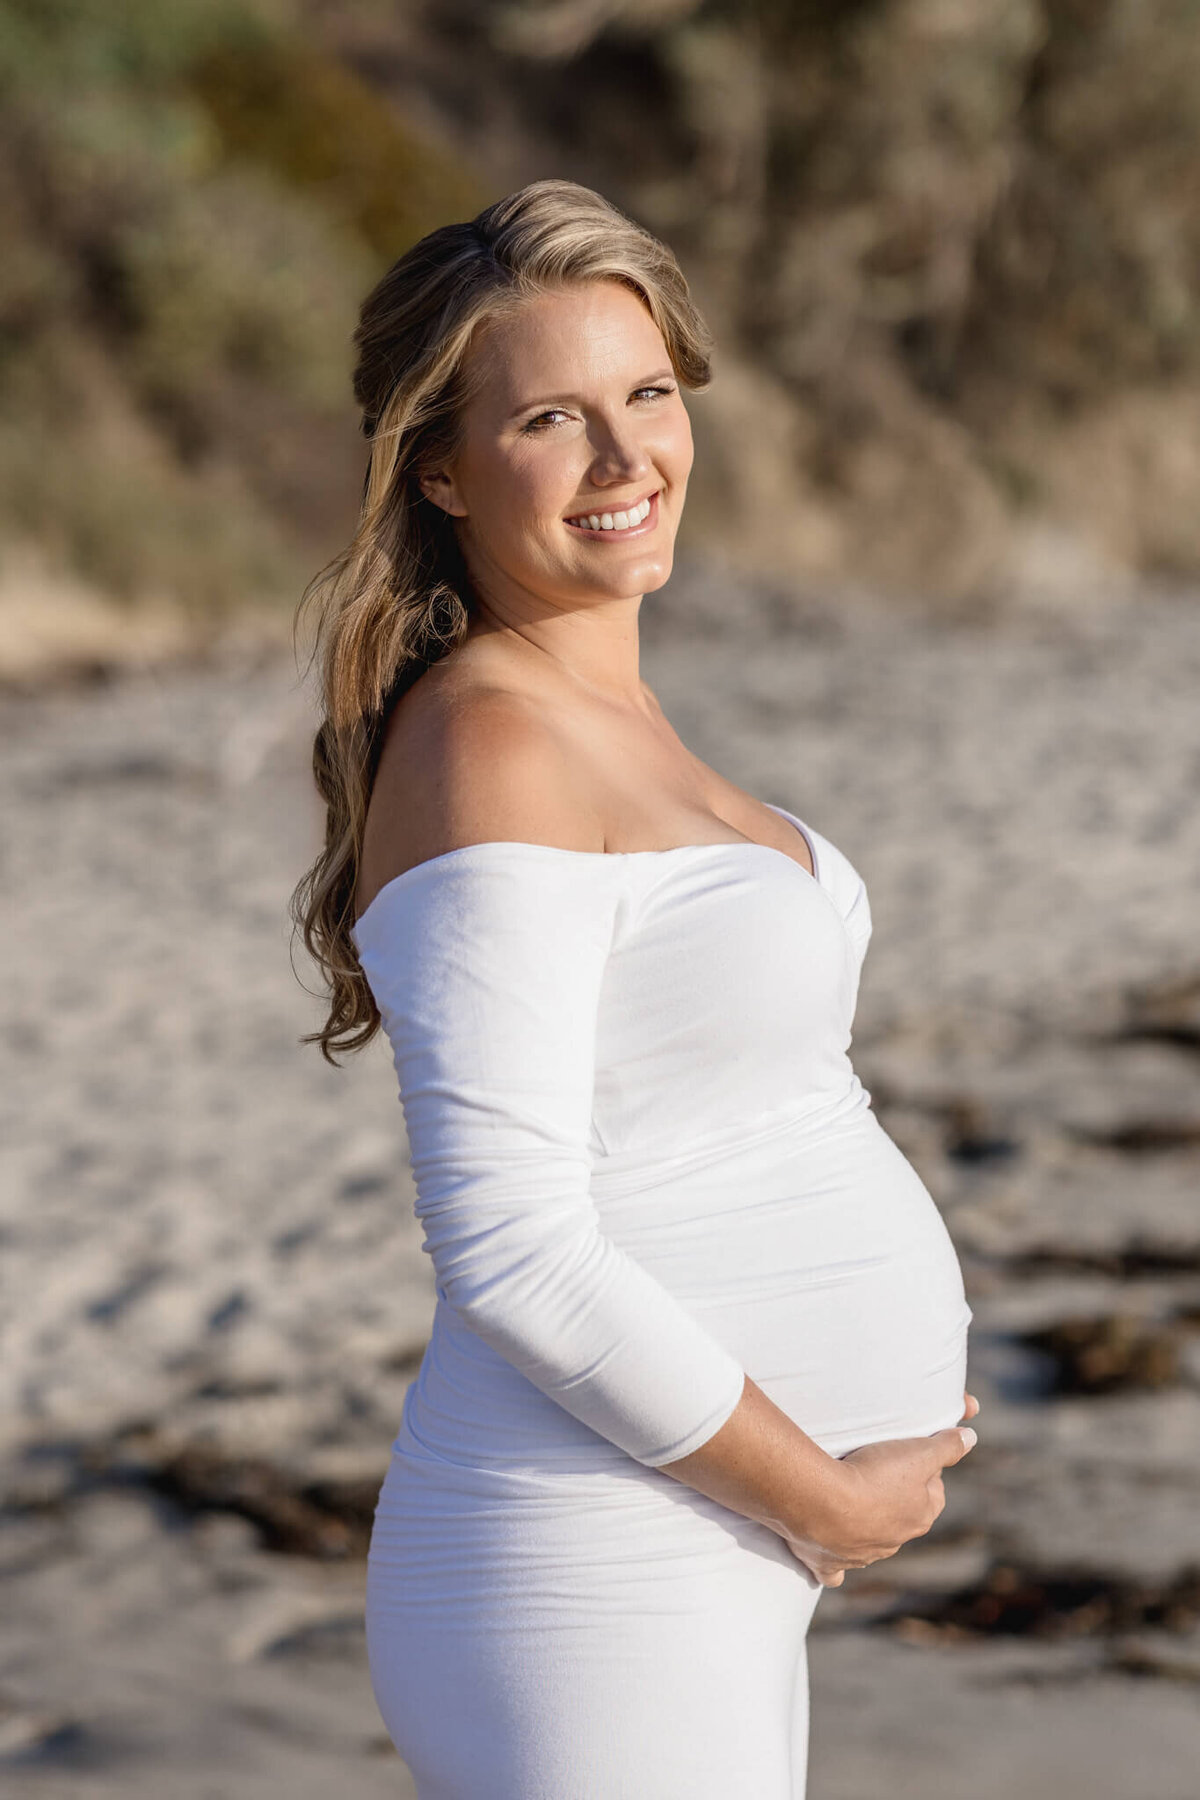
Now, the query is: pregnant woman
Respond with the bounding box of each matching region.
[292,178,979,1798]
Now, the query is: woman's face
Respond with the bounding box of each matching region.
[419,279,694,611]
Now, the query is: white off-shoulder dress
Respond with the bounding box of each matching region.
[351,803,973,1800]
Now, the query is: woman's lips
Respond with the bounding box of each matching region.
[563,489,660,540]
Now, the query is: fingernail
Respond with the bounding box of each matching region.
[959,1426,977,1450]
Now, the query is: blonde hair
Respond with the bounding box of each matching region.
[290,178,714,1062]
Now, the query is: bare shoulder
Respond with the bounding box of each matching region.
[357,665,604,914]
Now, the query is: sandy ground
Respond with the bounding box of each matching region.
[2,564,1199,1796]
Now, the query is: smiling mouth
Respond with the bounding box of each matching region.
[563,490,658,535]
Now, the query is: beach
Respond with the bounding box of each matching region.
[3,563,1199,1796]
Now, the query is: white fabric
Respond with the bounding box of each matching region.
[352,804,973,1798]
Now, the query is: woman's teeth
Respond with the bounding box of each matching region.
[566,495,653,531]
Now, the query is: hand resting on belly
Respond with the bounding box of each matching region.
[660,1383,980,1587]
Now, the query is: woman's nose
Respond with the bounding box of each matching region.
[589,424,651,486]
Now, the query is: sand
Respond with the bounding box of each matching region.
[2,563,1199,1796]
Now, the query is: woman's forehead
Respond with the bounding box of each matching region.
[466,283,665,409]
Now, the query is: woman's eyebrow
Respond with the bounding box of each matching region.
[504,368,676,422]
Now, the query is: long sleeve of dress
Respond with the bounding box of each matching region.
[351,847,749,1469]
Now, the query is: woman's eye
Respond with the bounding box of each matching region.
[634,385,675,402]
[523,409,571,433]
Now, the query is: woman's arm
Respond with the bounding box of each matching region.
[659,1375,979,1586]
[354,839,748,1469]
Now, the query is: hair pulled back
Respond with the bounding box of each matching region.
[291,178,713,1062]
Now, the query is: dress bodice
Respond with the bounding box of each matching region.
[351,802,968,1472]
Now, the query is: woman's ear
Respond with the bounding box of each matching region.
[418,468,468,518]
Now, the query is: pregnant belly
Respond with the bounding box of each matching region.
[400,1107,972,1476]
[605,1107,974,1460]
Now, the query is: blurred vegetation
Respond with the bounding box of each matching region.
[2,0,1199,623]
[453,0,1200,599]
[0,0,479,619]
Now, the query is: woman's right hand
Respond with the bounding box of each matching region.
[783,1392,980,1587]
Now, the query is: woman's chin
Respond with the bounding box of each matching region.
[567,548,675,601]
[633,555,674,597]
